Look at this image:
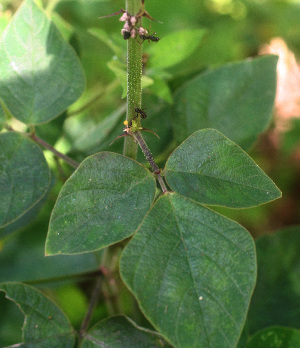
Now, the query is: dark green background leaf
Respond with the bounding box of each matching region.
[81,316,171,347]
[165,129,281,208]
[0,132,50,227]
[121,193,256,348]
[172,55,278,149]
[248,226,300,334]
[46,152,156,255]
[0,226,100,282]
[0,0,85,125]
[0,282,76,347]
[246,326,300,348]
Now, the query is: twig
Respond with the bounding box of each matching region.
[30,133,79,169]
[79,276,103,337]
[5,126,79,169]
[132,131,168,193]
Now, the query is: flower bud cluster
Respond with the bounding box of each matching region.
[119,11,148,40]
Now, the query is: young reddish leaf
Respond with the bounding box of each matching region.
[120,193,256,348]
[165,129,281,208]
[0,282,76,347]
[0,0,85,125]
[46,152,156,255]
[0,132,50,228]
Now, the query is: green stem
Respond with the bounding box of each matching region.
[123,0,143,159]
[45,0,60,13]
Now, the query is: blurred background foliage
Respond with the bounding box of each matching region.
[0,0,300,346]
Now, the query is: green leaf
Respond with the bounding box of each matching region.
[46,152,156,255]
[0,0,85,125]
[0,101,5,129]
[148,76,173,104]
[172,55,278,149]
[0,282,76,347]
[164,129,281,208]
[147,29,206,70]
[66,104,126,153]
[247,225,300,334]
[0,132,50,228]
[89,28,124,59]
[120,193,256,348]
[81,316,171,347]
[246,326,300,348]
[0,180,49,239]
[0,225,100,282]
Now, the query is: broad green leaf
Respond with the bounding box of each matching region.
[0,180,50,239]
[0,282,76,347]
[247,225,300,334]
[172,55,278,149]
[46,152,156,255]
[147,29,206,70]
[120,193,256,348]
[0,132,50,228]
[81,316,171,347]
[0,0,85,125]
[164,129,281,208]
[0,225,100,282]
[246,326,300,348]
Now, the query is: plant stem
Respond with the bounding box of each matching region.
[132,131,168,193]
[45,0,60,13]
[79,276,102,337]
[123,0,143,159]
[5,126,79,169]
[30,133,79,169]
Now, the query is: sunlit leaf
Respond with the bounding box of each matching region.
[172,55,278,149]
[46,152,156,255]
[0,132,50,228]
[0,0,85,125]
[147,29,206,70]
[0,282,76,347]
[164,129,281,208]
[121,193,256,348]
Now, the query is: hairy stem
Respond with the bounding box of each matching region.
[132,131,168,193]
[123,0,143,159]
